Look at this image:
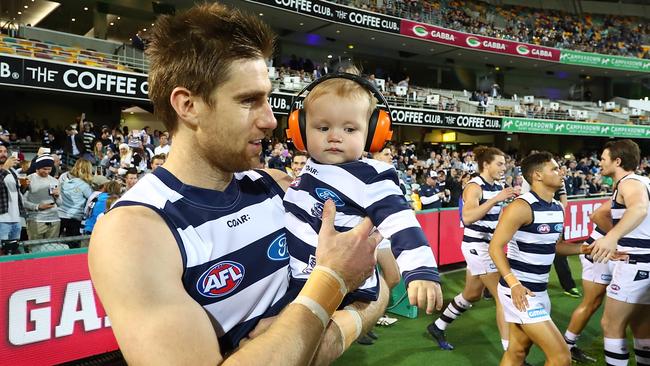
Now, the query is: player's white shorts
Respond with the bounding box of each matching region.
[461,242,498,275]
[377,238,391,250]
[607,260,650,304]
[498,283,551,324]
[580,255,614,285]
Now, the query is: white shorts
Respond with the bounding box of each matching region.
[498,283,552,324]
[580,255,614,285]
[607,261,650,304]
[461,242,498,276]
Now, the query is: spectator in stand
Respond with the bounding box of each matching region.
[267,147,285,171]
[117,143,133,173]
[100,128,112,148]
[150,154,166,172]
[0,143,26,245]
[154,132,171,156]
[23,155,61,244]
[397,76,410,88]
[63,126,85,165]
[91,140,104,166]
[58,159,94,241]
[84,180,122,234]
[124,168,139,191]
[290,152,308,178]
[82,122,96,153]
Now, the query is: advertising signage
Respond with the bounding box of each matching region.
[268,92,501,131]
[502,117,650,139]
[0,54,149,101]
[401,20,560,62]
[559,50,650,73]
[245,0,400,33]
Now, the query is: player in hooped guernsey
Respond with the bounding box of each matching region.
[590,140,650,366]
[429,146,517,352]
[489,152,592,366]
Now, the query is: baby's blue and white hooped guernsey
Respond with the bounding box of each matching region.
[499,191,564,292]
[611,173,650,256]
[284,158,439,301]
[113,167,290,353]
[462,175,504,244]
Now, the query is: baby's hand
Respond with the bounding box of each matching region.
[407,280,443,314]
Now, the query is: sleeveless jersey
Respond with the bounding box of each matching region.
[499,191,564,292]
[611,174,650,256]
[462,176,504,245]
[114,167,290,353]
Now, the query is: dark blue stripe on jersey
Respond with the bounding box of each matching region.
[390,226,428,257]
[628,253,650,263]
[285,230,316,264]
[499,278,547,292]
[483,213,500,222]
[402,265,440,283]
[613,218,621,225]
[330,160,399,186]
[466,224,494,234]
[518,222,564,235]
[219,290,293,353]
[463,235,489,244]
[618,237,650,249]
[366,194,413,227]
[516,241,556,255]
[183,228,289,306]
[509,258,551,275]
[255,169,286,199]
[113,201,188,274]
[283,201,351,234]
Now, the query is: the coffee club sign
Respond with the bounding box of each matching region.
[502,117,650,139]
[269,92,501,131]
[559,50,650,73]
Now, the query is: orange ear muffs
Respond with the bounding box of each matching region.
[286,109,307,152]
[365,108,393,153]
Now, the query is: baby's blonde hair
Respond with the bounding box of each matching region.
[303,66,377,121]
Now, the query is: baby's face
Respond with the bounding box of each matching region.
[305,93,369,164]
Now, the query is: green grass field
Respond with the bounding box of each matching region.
[334,256,635,366]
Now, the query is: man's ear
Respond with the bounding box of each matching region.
[169,87,200,130]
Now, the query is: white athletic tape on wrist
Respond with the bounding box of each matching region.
[332,306,363,350]
[313,265,348,295]
[294,295,330,328]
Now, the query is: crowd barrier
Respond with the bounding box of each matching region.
[0,197,608,365]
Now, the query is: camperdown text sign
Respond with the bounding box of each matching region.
[502,117,650,138]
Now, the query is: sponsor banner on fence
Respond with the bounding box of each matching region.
[564,198,608,242]
[245,0,400,33]
[437,209,465,266]
[0,54,149,101]
[0,253,118,365]
[401,19,560,62]
[269,92,502,130]
[560,50,650,73]
[415,211,440,261]
[502,117,650,139]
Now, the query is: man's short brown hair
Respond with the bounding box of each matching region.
[147,2,276,134]
[604,139,640,172]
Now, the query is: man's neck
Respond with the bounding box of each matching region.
[531,183,555,203]
[479,171,494,184]
[164,136,233,191]
[612,169,633,186]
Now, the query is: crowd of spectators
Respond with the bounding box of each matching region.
[0,117,171,255]
[334,0,650,59]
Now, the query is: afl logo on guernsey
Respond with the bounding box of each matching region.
[537,224,551,234]
[197,261,245,298]
[290,177,301,188]
[315,188,345,207]
[554,224,564,232]
[267,233,289,261]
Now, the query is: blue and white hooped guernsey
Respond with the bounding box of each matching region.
[113,167,290,353]
[284,158,439,302]
[499,191,564,292]
[462,175,504,245]
[611,173,650,257]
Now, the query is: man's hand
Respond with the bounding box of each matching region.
[2,156,16,170]
[407,280,443,314]
[38,202,55,210]
[591,235,617,263]
[495,187,517,202]
[510,283,535,312]
[316,200,382,291]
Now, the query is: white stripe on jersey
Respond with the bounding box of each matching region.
[612,174,650,254]
[397,246,438,272]
[377,209,421,238]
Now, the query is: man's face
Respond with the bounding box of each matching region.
[305,93,368,164]
[375,148,393,164]
[159,135,168,146]
[538,159,563,189]
[194,58,276,173]
[37,167,52,178]
[291,155,308,177]
[151,158,164,172]
[0,146,7,164]
[599,149,618,177]
[125,174,138,189]
[485,155,506,180]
